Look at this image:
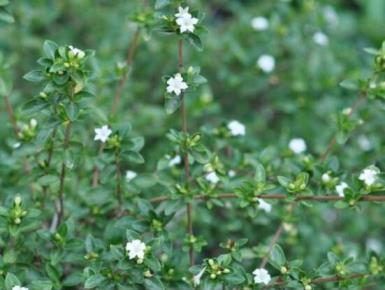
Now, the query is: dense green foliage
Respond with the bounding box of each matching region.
[1,0,385,289]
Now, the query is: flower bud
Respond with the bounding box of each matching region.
[144,270,152,278]
[280,266,288,274]
[14,196,22,206]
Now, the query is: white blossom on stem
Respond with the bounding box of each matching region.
[336,182,348,197]
[251,17,269,31]
[176,13,198,33]
[193,267,206,286]
[94,125,112,143]
[167,73,188,96]
[227,120,246,136]
[126,170,137,182]
[289,138,307,154]
[126,239,146,260]
[253,268,271,285]
[12,286,29,290]
[205,171,219,184]
[257,199,272,213]
[359,167,379,186]
[169,155,182,167]
[313,31,329,46]
[257,54,275,73]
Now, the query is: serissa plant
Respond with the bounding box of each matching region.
[0,1,385,290]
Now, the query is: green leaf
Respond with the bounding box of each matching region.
[339,79,359,91]
[43,40,58,59]
[5,273,20,290]
[126,151,145,164]
[277,176,289,187]
[223,269,245,285]
[30,280,53,290]
[187,34,203,51]
[144,277,165,290]
[0,8,14,24]
[0,0,10,6]
[129,136,145,151]
[255,163,266,183]
[165,95,181,114]
[23,70,44,83]
[364,47,379,55]
[84,274,106,289]
[270,244,286,267]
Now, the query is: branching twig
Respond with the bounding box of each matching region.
[320,92,367,162]
[264,273,366,288]
[178,39,195,266]
[3,95,20,135]
[92,28,141,187]
[150,193,385,203]
[55,121,72,229]
[3,94,36,196]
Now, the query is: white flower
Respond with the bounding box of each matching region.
[94,125,112,143]
[167,73,188,96]
[257,199,272,213]
[69,45,85,58]
[30,118,37,128]
[336,182,348,197]
[359,167,379,186]
[257,54,275,73]
[205,171,219,184]
[358,135,372,151]
[175,6,190,19]
[313,31,329,46]
[251,17,269,31]
[193,267,206,286]
[227,120,246,136]
[126,239,146,260]
[126,170,137,182]
[322,172,331,183]
[169,155,182,167]
[176,13,198,33]
[289,138,307,154]
[12,286,29,290]
[253,268,271,285]
[228,170,236,177]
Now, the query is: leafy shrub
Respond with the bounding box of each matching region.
[1,0,385,289]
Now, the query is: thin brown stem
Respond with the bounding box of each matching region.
[92,28,141,187]
[263,91,367,270]
[3,95,36,196]
[111,28,141,114]
[115,150,122,208]
[54,121,72,230]
[259,225,283,268]
[178,39,194,266]
[3,95,19,135]
[41,128,58,208]
[320,92,367,162]
[264,273,366,288]
[150,193,385,203]
[92,143,105,187]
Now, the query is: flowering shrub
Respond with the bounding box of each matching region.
[1,0,385,289]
